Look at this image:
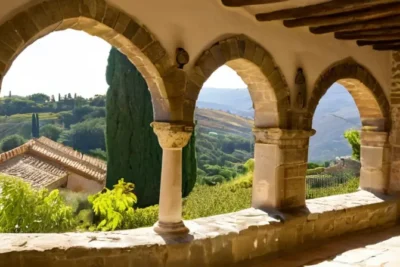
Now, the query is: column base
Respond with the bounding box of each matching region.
[153,221,189,236]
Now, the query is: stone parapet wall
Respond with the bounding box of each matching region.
[0,191,398,267]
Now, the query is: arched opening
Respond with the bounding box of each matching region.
[0,0,174,121]
[188,64,254,217]
[0,1,180,234]
[307,59,391,196]
[184,35,296,212]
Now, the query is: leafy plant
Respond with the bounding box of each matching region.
[344,129,360,160]
[0,175,75,233]
[0,134,25,152]
[88,178,137,231]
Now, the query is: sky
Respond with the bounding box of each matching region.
[2,29,247,98]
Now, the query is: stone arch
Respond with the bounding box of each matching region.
[184,35,290,128]
[0,0,179,121]
[307,58,390,131]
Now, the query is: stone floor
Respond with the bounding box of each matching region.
[247,226,400,267]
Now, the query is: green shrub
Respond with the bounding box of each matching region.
[0,175,75,233]
[128,205,159,229]
[0,134,25,152]
[243,158,254,173]
[88,179,137,231]
[40,124,63,141]
[344,129,360,160]
[306,167,325,175]
[307,162,322,169]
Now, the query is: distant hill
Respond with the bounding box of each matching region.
[195,108,252,138]
[198,85,361,162]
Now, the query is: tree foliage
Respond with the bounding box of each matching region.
[105,48,162,207]
[0,134,25,152]
[58,118,105,153]
[40,124,63,141]
[88,179,137,231]
[0,175,75,233]
[344,129,360,160]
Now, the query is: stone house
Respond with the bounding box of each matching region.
[0,137,106,193]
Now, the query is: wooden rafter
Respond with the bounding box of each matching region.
[335,32,400,41]
[222,0,288,7]
[310,16,400,35]
[283,3,400,28]
[223,0,400,51]
[373,43,400,50]
[255,0,398,21]
[335,28,400,39]
[357,39,400,46]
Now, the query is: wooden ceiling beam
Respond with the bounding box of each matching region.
[283,3,400,28]
[255,0,398,21]
[221,0,288,7]
[336,28,400,39]
[357,39,400,46]
[335,32,400,41]
[310,15,400,34]
[373,43,400,50]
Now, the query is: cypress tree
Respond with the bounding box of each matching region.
[182,124,197,197]
[31,114,38,138]
[105,48,197,207]
[31,114,36,138]
[35,113,40,137]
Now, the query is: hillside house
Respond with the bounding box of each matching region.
[0,137,106,193]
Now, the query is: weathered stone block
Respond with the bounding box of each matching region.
[197,51,218,78]
[27,4,54,31]
[102,6,119,29]
[132,27,153,50]
[121,20,140,40]
[143,41,166,64]
[11,12,39,42]
[58,0,81,19]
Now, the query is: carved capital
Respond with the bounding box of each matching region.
[253,128,315,148]
[362,130,388,147]
[151,122,193,149]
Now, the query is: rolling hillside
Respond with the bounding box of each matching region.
[197,85,361,162]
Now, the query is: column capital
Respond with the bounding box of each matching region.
[151,122,193,149]
[252,128,315,145]
[361,130,389,147]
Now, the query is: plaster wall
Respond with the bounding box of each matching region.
[66,172,104,194]
[0,0,391,104]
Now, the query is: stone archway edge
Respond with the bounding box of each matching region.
[0,0,179,121]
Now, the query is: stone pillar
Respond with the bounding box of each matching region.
[360,130,390,194]
[151,122,193,235]
[390,51,400,192]
[252,128,315,210]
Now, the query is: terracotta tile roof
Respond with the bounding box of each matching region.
[0,137,107,186]
[0,155,68,189]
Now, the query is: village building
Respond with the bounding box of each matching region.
[0,137,106,193]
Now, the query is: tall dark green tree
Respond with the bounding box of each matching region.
[31,113,39,138]
[105,48,197,207]
[31,113,36,138]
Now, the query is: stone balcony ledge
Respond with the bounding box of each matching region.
[0,190,399,267]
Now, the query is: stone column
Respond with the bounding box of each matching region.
[360,130,390,194]
[252,128,315,210]
[391,51,400,193]
[151,122,193,235]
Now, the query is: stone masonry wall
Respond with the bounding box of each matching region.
[0,191,398,267]
[391,51,400,192]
